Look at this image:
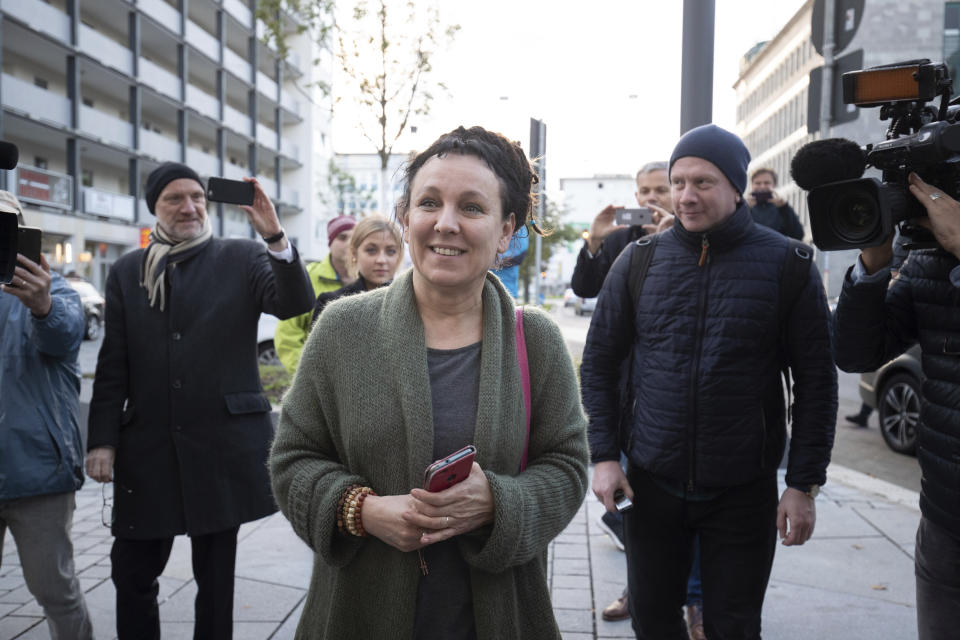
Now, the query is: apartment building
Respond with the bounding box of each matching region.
[733,0,956,295]
[0,0,334,288]
[332,152,409,218]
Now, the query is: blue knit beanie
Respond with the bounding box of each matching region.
[668,124,751,195]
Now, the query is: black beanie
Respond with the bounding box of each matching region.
[145,162,204,215]
[668,124,751,195]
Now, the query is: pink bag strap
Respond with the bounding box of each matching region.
[516,307,531,471]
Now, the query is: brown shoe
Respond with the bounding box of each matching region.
[686,603,706,640]
[602,594,630,621]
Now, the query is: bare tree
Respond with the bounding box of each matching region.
[257,0,458,215]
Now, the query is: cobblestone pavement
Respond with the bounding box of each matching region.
[1,466,922,639]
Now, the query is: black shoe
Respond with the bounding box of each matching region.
[598,511,626,551]
[845,413,868,427]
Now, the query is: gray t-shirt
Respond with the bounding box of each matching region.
[412,342,481,640]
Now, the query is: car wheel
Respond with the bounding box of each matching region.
[85,314,101,341]
[258,340,281,366]
[877,372,920,455]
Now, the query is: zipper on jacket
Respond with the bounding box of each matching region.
[688,235,712,491]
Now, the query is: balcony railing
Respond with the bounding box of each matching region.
[223,47,252,83]
[83,187,135,222]
[257,71,278,101]
[280,89,301,117]
[185,147,220,177]
[256,122,277,150]
[0,0,69,43]
[223,104,251,136]
[257,174,278,199]
[280,183,299,207]
[79,24,133,76]
[79,105,134,148]
[185,84,220,119]
[139,0,181,35]
[224,163,247,180]
[139,57,181,101]
[1,74,71,128]
[140,129,182,163]
[223,0,253,28]
[185,19,219,61]
[13,165,73,210]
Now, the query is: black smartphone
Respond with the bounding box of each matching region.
[206,177,254,206]
[615,207,654,227]
[18,226,42,265]
[751,190,773,204]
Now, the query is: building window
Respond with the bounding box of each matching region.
[34,77,48,90]
[34,157,48,169]
[83,97,94,108]
[82,169,94,187]
[946,2,960,97]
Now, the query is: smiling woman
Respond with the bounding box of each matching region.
[270,126,589,639]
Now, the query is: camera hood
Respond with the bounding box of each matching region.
[0,212,18,284]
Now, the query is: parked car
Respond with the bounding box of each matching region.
[65,277,105,341]
[257,314,281,366]
[563,288,577,307]
[858,344,923,455]
[574,296,597,316]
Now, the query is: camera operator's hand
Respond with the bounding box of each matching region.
[860,234,895,275]
[772,190,787,207]
[239,177,288,252]
[746,193,757,208]
[908,172,960,260]
[642,203,675,235]
[1,254,52,318]
[587,205,626,254]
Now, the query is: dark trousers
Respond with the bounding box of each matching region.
[915,515,960,640]
[111,527,240,640]
[624,466,778,640]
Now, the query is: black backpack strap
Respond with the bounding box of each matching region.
[778,239,813,423]
[628,234,659,308]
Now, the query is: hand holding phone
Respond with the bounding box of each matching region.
[423,445,477,492]
[206,177,255,206]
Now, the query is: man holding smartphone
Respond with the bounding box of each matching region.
[746,168,804,240]
[571,161,675,299]
[0,191,94,638]
[85,162,314,639]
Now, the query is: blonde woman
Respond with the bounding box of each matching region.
[311,215,404,324]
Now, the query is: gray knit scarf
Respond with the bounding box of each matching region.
[140,219,213,310]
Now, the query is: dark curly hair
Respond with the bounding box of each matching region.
[398,126,544,236]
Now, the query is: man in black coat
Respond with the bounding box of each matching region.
[581,125,837,639]
[833,172,960,640]
[570,161,674,299]
[746,167,805,240]
[86,163,314,639]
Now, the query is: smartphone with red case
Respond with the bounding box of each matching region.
[423,445,476,492]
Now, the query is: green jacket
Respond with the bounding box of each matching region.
[275,256,343,372]
[270,270,589,639]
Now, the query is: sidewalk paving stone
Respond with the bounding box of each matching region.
[0,463,925,639]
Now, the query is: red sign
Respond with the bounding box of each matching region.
[139,228,152,248]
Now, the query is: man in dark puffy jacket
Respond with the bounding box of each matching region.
[581,125,837,639]
[833,172,960,640]
[0,192,93,638]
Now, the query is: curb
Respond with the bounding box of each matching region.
[827,462,921,511]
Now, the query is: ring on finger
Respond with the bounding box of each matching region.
[445,516,450,528]
[930,192,942,201]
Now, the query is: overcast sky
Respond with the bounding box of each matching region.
[331,0,809,194]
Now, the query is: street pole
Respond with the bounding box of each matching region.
[819,0,835,296]
[530,118,546,304]
[680,0,715,134]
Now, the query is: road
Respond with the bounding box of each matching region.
[77,304,921,493]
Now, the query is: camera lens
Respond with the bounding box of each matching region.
[830,188,881,243]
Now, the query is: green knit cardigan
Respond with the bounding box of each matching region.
[270,270,589,639]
